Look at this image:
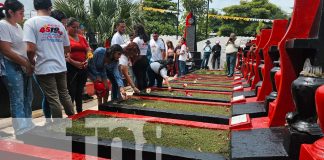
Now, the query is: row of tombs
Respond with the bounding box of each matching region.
[0,0,324,159]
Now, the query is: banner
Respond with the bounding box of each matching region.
[143,6,273,23]
[208,14,273,23]
[143,7,177,14]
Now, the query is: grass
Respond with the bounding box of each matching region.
[167,84,232,91]
[120,98,231,116]
[148,90,231,101]
[192,70,226,75]
[173,80,232,85]
[49,115,229,157]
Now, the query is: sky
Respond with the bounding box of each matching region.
[0,0,294,18]
[171,0,294,14]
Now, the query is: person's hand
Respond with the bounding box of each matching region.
[74,61,84,69]
[82,61,88,69]
[65,53,71,63]
[120,87,127,99]
[23,58,34,75]
[133,87,140,93]
[168,86,172,92]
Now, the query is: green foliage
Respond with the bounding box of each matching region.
[54,0,143,45]
[143,0,178,35]
[218,0,288,36]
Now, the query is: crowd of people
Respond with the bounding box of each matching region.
[0,0,194,136]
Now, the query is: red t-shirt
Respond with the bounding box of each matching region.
[69,35,89,62]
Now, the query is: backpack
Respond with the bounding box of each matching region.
[204,45,211,52]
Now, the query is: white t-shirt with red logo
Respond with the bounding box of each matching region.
[23,16,70,75]
[149,39,165,61]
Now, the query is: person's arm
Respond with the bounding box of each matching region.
[160,68,171,90]
[0,41,31,71]
[173,50,176,61]
[26,42,36,66]
[211,45,216,53]
[178,45,186,55]
[22,20,37,66]
[159,40,166,60]
[120,65,140,93]
[146,44,152,62]
[64,46,71,56]
[112,62,126,98]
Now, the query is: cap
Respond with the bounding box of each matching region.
[94,81,107,97]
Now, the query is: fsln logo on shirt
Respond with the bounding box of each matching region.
[39,24,63,35]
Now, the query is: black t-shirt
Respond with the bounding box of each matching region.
[212,45,221,56]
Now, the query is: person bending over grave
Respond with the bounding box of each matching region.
[90,45,127,101]
[120,42,140,93]
[105,44,127,100]
[148,59,173,91]
[88,47,109,105]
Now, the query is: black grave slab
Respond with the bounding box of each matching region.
[19,122,227,160]
[243,83,250,88]
[232,102,267,118]
[134,92,230,103]
[231,127,289,160]
[99,102,229,124]
[233,90,256,98]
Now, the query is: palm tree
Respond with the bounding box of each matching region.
[54,0,144,45]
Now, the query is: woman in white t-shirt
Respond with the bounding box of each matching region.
[120,42,140,93]
[177,37,188,76]
[0,0,35,135]
[132,24,150,91]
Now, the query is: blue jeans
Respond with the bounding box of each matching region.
[178,60,187,77]
[201,52,211,69]
[226,52,237,76]
[1,59,34,135]
[107,70,121,100]
[33,75,51,119]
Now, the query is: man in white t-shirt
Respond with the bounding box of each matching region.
[112,21,139,92]
[111,19,127,48]
[148,59,172,90]
[24,0,75,118]
[149,32,165,62]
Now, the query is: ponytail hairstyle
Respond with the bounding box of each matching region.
[134,24,149,43]
[105,44,123,63]
[0,0,24,19]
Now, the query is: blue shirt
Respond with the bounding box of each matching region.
[106,61,124,88]
[88,47,107,81]
[0,54,4,76]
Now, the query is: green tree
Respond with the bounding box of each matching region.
[208,9,222,34]
[218,0,287,36]
[54,0,143,45]
[142,0,178,35]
